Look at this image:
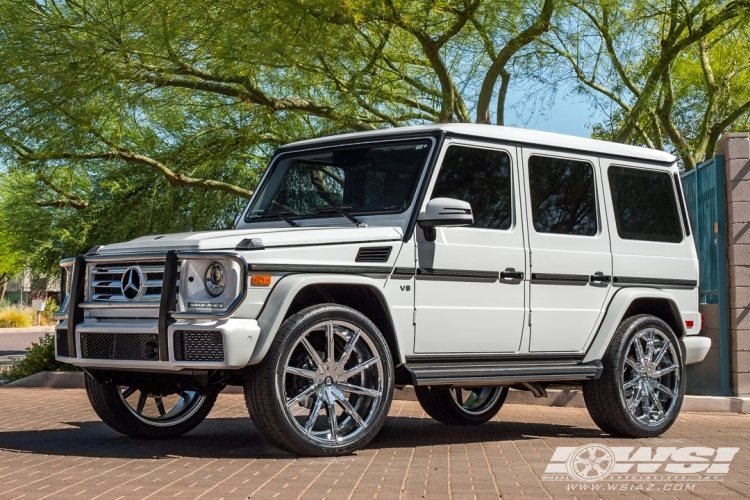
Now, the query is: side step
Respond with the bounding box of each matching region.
[403,359,603,387]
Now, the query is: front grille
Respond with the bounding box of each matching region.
[356,246,392,262]
[173,331,224,362]
[80,333,159,361]
[89,260,179,303]
[56,330,69,357]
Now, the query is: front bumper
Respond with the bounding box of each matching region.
[55,250,258,372]
[55,318,261,371]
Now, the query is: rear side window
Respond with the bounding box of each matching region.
[608,166,683,243]
[527,156,598,236]
[431,145,512,230]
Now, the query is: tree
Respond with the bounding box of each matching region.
[547,0,750,169]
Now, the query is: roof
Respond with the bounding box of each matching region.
[281,124,677,164]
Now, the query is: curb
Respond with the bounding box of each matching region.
[5,373,750,414]
[0,327,56,334]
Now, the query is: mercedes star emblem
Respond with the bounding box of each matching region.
[121,266,144,300]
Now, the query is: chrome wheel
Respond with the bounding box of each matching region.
[450,387,505,416]
[279,319,384,447]
[621,327,680,427]
[118,386,206,427]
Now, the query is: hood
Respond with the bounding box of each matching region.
[96,226,404,255]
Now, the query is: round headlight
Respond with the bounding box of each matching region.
[204,262,227,297]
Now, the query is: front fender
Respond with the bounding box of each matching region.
[582,288,684,364]
[249,274,391,365]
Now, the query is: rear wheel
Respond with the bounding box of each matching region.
[583,314,685,438]
[85,374,217,439]
[415,386,508,425]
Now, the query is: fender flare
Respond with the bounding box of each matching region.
[249,274,400,365]
[582,287,684,364]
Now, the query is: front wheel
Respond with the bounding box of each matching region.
[415,386,508,425]
[245,304,394,456]
[583,314,685,438]
[85,374,217,439]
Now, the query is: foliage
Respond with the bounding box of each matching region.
[0,304,33,328]
[0,0,748,269]
[41,298,58,325]
[1,333,80,382]
[547,0,750,169]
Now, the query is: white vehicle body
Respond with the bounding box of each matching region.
[55,124,710,394]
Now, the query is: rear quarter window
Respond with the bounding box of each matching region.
[608,166,683,243]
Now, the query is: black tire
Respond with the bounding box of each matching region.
[84,374,217,439]
[415,386,508,425]
[583,314,685,438]
[245,304,394,456]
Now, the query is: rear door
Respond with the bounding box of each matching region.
[521,149,613,352]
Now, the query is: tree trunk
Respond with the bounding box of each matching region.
[0,273,8,303]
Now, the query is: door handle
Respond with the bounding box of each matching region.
[590,272,611,283]
[501,268,524,280]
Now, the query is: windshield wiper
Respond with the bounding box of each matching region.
[314,203,361,226]
[252,208,298,227]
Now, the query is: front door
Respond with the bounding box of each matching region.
[414,140,527,354]
[521,149,612,352]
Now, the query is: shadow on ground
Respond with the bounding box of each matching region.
[0,415,604,460]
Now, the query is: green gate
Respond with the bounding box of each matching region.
[681,156,730,396]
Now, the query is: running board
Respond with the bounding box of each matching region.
[403,359,603,387]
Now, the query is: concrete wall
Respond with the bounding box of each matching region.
[717,133,750,396]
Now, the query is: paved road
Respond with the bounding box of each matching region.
[0,328,54,354]
[0,389,747,499]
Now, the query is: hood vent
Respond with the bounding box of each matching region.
[356,246,392,263]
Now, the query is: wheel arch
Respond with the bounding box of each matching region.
[251,274,403,366]
[583,288,685,364]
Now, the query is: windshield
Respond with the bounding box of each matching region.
[245,140,432,223]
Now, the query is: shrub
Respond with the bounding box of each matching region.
[40,298,59,326]
[1,333,79,382]
[0,305,33,328]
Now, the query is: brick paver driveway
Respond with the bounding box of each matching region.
[0,389,747,499]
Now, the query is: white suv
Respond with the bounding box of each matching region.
[56,124,711,456]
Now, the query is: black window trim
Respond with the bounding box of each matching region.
[526,152,601,238]
[426,139,517,232]
[606,163,685,244]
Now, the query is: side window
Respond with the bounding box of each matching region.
[430,145,512,230]
[527,156,598,236]
[608,166,683,243]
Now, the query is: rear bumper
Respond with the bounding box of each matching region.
[55,318,261,371]
[682,335,711,365]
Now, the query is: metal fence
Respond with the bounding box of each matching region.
[681,156,730,396]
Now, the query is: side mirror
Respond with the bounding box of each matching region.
[417,197,473,241]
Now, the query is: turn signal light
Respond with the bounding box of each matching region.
[251,275,272,286]
[685,320,694,329]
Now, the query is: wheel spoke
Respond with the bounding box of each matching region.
[337,382,382,398]
[652,364,677,378]
[285,366,317,379]
[652,340,671,366]
[336,397,367,429]
[136,391,147,415]
[121,386,137,399]
[624,356,639,370]
[623,377,640,390]
[286,385,315,408]
[326,321,335,364]
[629,383,643,413]
[301,336,325,370]
[640,383,651,420]
[326,402,338,441]
[647,386,665,418]
[337,329,361,367]
[654,381,677,398]
[155,397,166,416]
[634,336,646,363]
[343,356,380,379]
[304,396,324,435]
